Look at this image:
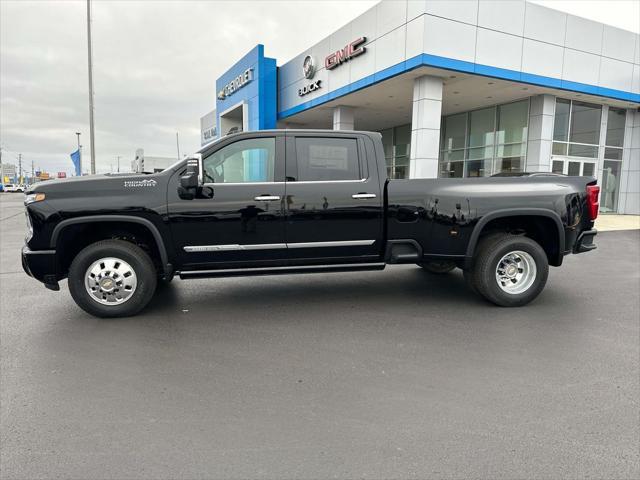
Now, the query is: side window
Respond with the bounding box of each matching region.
[202,137,275,183]
[295,137,361,181]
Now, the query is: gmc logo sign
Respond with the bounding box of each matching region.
[325,37,366,70]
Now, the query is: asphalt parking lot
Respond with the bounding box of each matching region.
[1,192,639,479]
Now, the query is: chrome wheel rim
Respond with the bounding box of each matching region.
[84,257,137,305]
[495,250,537,295]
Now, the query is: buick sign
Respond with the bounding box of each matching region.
[298,55,322,96]
[303,55,316,79]
[325,37,366,70]
[217,68,253,100]
[298,80,321,96]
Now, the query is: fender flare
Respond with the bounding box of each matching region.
[464,208,565,267]
[50,215,171,274]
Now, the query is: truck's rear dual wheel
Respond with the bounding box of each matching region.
[468,233,548,307]
[68,240,157,318]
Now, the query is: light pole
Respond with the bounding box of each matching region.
[86,0,96,174]
[75,132,82,175]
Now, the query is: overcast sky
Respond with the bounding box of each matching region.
[1,0,639,176]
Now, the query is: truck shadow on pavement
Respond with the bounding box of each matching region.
[138,265,546,321]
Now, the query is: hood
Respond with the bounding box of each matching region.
[28,171,167,197]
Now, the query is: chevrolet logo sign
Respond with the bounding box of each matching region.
[217,68,253,101]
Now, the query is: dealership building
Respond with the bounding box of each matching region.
[200,0,640,214]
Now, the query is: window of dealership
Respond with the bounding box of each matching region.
[380,124,411,179]
[438,99,529,178]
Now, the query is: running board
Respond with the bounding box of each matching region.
[178,263,386,279]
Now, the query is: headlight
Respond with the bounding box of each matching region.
[24,193,45,205]
[25,211,33,241]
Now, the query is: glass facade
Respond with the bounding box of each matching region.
[380,124,411,179]
[552,99,601,158]
[378,95,629,213]
[601,107,626,212]
[439,99,529,177]
[551,99,627,212]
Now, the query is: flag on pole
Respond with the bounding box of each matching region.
[70,149,81,176]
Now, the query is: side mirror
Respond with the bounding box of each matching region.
[178,154,201,200]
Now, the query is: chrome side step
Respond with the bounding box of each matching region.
[177,262,386,279]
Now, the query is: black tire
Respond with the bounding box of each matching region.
[68,239,157,318]
[469,233,549,307]
[417,260,456,274]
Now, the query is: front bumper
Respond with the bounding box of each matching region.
[573,229,598,254]
[21,245,59,290]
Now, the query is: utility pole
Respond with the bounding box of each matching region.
[117,155,121,173]
[176,132,181,160]
[31,159,34,185]
[86,0,96,174]
[18,153,22,184]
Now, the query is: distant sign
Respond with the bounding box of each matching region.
[39,172,50,180]
[57,172,67,179]
[202,126,217,143]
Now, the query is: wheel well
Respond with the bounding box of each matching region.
[55,221,163,279]
[473,215,562,266]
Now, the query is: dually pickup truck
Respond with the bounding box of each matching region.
[22,130,599,318]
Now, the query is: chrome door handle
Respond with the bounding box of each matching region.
[254,195,281,201]
[352,193,377,199]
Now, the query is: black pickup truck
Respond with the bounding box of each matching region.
[22,130,599,317]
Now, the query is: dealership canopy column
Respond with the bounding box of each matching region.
[410,75,443,179]
[333,106,355,131]
[526,94,556,173]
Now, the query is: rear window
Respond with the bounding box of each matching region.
[295,137,361,181]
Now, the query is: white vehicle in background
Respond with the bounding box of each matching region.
[4,184,25,193]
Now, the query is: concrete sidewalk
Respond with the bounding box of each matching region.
[596,214,640,232]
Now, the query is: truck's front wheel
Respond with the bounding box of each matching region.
[469,233,548,307]
[68,240,157,318]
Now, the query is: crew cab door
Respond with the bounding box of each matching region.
[283,132,383,262]
[167,133,286,269]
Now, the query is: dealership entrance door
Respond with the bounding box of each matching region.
[551,158,596,177]
[219,102,247,136]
